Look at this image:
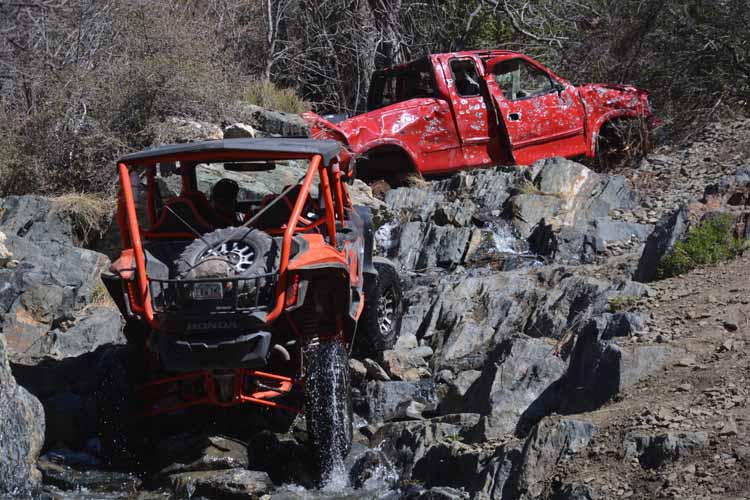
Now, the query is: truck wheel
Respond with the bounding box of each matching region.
[177,227,277,287]
[303,340,353,483]
[359,259,403,355]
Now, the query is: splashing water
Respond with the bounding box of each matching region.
[487,220,521,254]
[374,220,399,253]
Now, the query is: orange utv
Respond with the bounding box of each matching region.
[99,138,402,477]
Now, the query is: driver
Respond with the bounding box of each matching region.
[210,178,241,227]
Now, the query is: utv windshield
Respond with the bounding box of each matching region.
[367,58,436,111]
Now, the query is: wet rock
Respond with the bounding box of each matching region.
[623,431,708,469]
[516,417,597,500]
[405,486,470,499]
[156,434,249,477]
[0,334,45,495]
[381,349,430,381]
[634,206,689,282]
[349,448,395,489]
[247,431,314,487]
[372,414,481,479]
[364,380,439,424]
[38,456,140,493]
[169,469,273,499]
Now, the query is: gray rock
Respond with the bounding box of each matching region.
[365,380,439,423]
[0,231,12,267]
[634,206,689,282]
[0,334,45,495]
[0,196,74,247]
[247,431,314,487]
[510,194,563,239]
[169,469,273,498]
[226,103,308,137]
[363,358,391,381]
[156,434,249,477]
[381,349,430,381]
[550,483,597,500]
[623,431,708,469]
[349,358,367,379]
[372,414,481,479]
[43,306,125,360]
[348,448,395,489]
[223,122,256,139]
[406,486,470,499]
[601,312,649,338]
[459,336,566,440]
[149,116,223,144]
[516,417,597,499]
[560,320,671,413]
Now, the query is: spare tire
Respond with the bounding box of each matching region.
[177,228,278,290]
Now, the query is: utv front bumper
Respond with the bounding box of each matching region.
[153,329,272,371]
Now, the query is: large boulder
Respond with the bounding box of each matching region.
[449,336,567,440]
[364,380,440,424]
[516,417,597,500]
[558,320,671,413]
[371,414,481,479]
[633,206,689,282]
[226,103,309,137]
[0,334,45,495]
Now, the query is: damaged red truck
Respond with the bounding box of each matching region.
[305,50,655,180]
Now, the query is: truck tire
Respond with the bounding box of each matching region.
[177,227,278,289]
[359,258,403,355]
[303,340,353,483]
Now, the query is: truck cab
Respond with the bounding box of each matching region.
[305,50,652,180]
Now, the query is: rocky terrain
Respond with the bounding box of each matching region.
[0,113,748,500]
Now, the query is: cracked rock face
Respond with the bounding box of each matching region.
[0,334,45,496]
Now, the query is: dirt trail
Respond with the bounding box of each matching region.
[547,254,750,499]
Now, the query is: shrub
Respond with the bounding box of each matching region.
[50,193,114,246]
[656,213,742,278]
[243,80,311,115]
[608,295,640,313]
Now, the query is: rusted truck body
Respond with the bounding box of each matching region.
[304,50,653,178]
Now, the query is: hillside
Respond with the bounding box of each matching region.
[0,111,747,498]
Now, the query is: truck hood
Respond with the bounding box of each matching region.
[576,83,652,116]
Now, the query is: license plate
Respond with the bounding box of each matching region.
[190,282,223,300]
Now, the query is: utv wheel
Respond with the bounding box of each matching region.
[359,258,403,355]
[303,340,353,482]
[177,227,278,284]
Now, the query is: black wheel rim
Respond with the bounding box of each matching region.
[203,241,256,273]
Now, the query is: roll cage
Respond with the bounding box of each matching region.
[114,139,351,329]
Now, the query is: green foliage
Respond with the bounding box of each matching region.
[608,295,640,313]
[657,214,743,278]
[244,80,311,114]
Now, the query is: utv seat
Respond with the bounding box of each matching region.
[145,197,215,239]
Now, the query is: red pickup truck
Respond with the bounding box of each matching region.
[304,50,654,180]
